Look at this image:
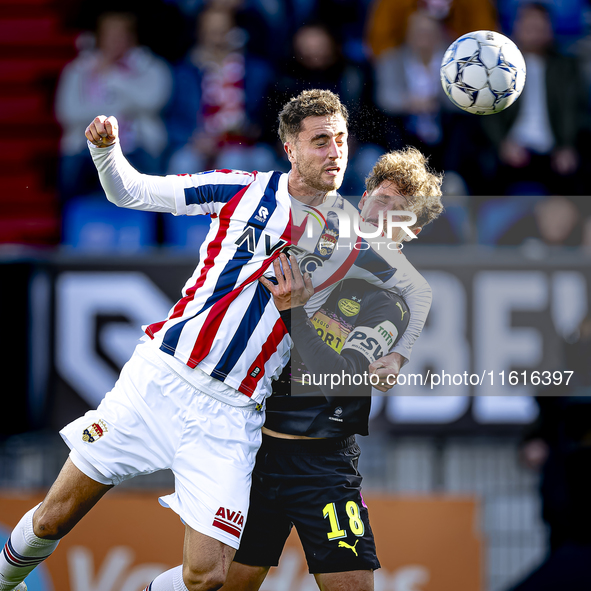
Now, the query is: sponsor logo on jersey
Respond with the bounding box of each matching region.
[376,321,399,350]
[342,323,397,363]
[82,419,108,443]
[338,540,359,556]
[338,298,361,317]
[213,507,244,538]
[310,310,350,354]
[235,227,288,256]
[396,301,408,321]
[330,406,344,423]
[254,206,269,223]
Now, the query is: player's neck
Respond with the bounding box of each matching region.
[288,174,329,207]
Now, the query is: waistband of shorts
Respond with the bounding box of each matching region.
[136,342,262,412]
[261,433,356,454]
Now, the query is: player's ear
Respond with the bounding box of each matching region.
[284,142,295,162]
[403,226,422,242]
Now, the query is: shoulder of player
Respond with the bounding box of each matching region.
[360,243,428,282]
[360,286,405,312]
[171,169,288,194]
[172,168,255,184]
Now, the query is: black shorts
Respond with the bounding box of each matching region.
[234,434,380,574]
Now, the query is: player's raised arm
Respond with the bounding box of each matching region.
[85,115,118,147]
[85,115,256,216]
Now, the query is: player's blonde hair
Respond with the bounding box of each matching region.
[278,89,349,144]
[365,147,444,228]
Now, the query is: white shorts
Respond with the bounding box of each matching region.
[59,345,265,548]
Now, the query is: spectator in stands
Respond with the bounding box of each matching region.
[496,0,588,45]
[365,0,498,59]
[55,11,172,201]
[373,9,479,233]
[309,0,375,63]
[374,11,449,167]
[511,316,591,590]
[165,5,277,174]
[270,22,383,194]
[496,195,586,247]
[480,2,588,197]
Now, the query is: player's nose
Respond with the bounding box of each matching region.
[327,139,343,159]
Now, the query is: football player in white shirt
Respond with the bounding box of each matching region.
[0,90,428,591]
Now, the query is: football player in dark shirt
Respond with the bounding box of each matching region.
[220,147,444,591]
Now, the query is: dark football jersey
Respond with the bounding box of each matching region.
[265,279,410,437]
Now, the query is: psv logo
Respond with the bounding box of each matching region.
[212,507,244,538]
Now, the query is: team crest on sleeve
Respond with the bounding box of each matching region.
[213,507,244,538]
[82,419,108,443]
[318,228,338,256]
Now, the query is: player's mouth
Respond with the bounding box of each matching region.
[323,165,341,176]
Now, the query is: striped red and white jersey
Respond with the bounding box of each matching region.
[91,142,292,402]
[90,141,431,402]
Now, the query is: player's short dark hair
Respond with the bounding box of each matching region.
[278,89,349,144]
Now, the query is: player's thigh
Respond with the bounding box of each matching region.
[232,459,294,569]
[219,561,270,591]
[33,457,113,539]
[59,349,186,485]
[314,570,374,591]
[163,393,264,549]
[182,524,236,589]
[289,445,380,574]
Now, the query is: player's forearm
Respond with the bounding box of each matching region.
[392,280,431,363]
[89,140,178,213]
[287,307,370,397]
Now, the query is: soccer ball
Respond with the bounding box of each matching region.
[440,30,526,115]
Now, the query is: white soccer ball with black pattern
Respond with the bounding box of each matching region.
[440,30,526,115]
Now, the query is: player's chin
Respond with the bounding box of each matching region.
[323,173,344,191]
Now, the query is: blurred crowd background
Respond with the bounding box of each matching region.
[2,0,591,251]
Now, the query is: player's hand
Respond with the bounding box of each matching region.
[85,115,119,148]
[259,254,314,311]
[369,351,405,392]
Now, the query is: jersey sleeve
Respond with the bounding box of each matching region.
[390,272,431,364]
[286,290,409,397]
[350,245,431,366]
[88,140,255,216]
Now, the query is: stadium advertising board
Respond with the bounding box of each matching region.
[0,493,481,591]
[6,247,590,434]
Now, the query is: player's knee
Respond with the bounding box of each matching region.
[183,564,227,591]
[32,505,70,540]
